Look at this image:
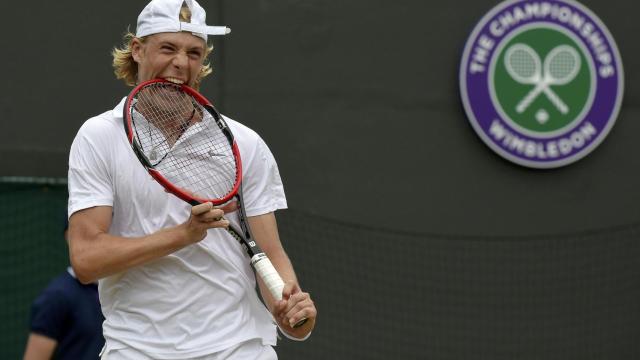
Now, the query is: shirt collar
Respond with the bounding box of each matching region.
[112,97,127,119]
[67,266,76,278]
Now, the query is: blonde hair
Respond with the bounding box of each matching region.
[112,3,213,89]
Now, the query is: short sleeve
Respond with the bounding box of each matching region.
[67,117,115,217]
[241,136,287,217]
[29,289,70,341]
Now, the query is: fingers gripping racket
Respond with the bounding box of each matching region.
[123,79,306,327]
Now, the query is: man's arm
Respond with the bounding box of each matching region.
[68,203,230,284]
[23,333,56,360]
[248,212,317,339]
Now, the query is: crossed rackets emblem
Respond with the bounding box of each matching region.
[504,43,581,117]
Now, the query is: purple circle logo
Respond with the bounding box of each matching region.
[460,0,624,168]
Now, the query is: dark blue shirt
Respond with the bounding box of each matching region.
[29,269,105,360]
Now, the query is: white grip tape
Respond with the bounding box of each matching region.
[252,253,285,301]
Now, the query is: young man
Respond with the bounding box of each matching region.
[67,0,316,358]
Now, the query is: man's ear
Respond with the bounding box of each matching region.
[131,38,144,63]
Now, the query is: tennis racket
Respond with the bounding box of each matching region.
[123,78,306,328]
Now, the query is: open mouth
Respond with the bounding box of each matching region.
[163,77,185,85]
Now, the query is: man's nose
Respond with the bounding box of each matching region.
[172,51,189,68]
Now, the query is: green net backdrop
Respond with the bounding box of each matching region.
[1,177,639,359]
[0,178,69,359]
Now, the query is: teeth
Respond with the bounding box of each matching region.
[164,77,184,84]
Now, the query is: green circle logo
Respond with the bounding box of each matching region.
[492,26,593,136]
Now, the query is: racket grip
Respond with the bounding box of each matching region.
[252,254,309,329]
[252,253,285,301]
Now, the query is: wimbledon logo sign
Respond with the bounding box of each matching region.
[459,0,624,168]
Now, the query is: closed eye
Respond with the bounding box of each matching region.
[188,50,203,60]
[161,45,176,52]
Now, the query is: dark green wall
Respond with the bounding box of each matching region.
[2,0,638,235]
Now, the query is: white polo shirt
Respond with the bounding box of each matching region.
[68,98,287,359]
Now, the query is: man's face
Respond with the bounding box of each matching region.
[132,32,207,87]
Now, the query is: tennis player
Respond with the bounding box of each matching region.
[67,0,316,358]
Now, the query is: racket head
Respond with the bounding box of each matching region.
[544,45,581,85]
[504,43,541,84]
[123,79,242,206]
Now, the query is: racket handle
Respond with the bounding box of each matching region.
[516,83,544,113]
[251,253,309,329]
[292,318,308,328]
[252,253,285,301]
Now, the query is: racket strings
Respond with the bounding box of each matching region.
[547,51,578,82]
[131,83,238,201]
[509,49,538,79]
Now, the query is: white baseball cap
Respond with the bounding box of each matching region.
[136,0,230,42]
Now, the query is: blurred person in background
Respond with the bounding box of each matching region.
[22,216,104,360]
